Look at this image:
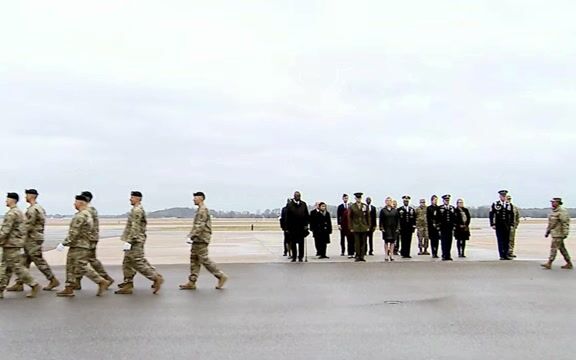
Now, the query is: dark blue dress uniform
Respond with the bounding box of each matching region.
[436,199,457,261]
[489,192,515,260]
[398,201,416,258]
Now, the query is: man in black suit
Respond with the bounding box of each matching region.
[337,194,353,257]
[427,195,440,258]
[279,198,291,257]
[398,195,416,258]
[285,191,310,262]
[366,197,377,256]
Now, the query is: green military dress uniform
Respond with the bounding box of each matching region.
[349,201,371,261]
[0,206,39,297]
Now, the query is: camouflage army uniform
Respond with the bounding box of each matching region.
[120,204,160,284]
[415,206,429,254]
[0,206,38,292]
[187,205,225,284]
[9,204,56,287]
[62,209,105,287]
[75,206,113,285]
[546,206,571,264]
[508,204,521,256]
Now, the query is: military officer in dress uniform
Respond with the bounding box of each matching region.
[348,192,371,262]
[489,190,515,260]
[397,196,416,258]
[436,194,457,261]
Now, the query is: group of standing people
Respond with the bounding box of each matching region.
[0,190,228,299]
[280,190,528,263]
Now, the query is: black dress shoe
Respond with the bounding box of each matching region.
[291,259,296,262]
[340,253,345,256]
[402,256,412,259]
[298,259,303,262]
[432,255,439,259]
[369,252,374,256]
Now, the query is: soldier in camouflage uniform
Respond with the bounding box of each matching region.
[541,197,572,270]
[56,195,110,297]
[115,191,164,295]
[0,193,40,299]
[415,199,430,255]
[506,194,521,258]
[73,191,114,290]
[180,192,228,290]
[6,189,59,292]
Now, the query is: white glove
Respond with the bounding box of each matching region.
[186,238,193,245]
[56,243,66,252]
[123,242,132,251]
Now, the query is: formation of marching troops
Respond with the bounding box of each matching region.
[0,190,228,299]
[281,190,571,268]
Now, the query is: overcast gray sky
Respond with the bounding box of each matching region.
[1,1,574,214]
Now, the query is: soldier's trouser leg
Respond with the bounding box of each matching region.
[496,226,510,258]
[66,248,104,287]
[123,243,159,282]
[417,228,429,250]
[0,248,37,289]
[189,243,223,283]
[509,228,516,255]
[354,233,367,260]
[440,230,453,260]
[25,241,55,281]
[549,237,571,263]
[400,231,413,257]
[88,248,111,279]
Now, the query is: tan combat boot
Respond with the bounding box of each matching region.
[0,291,3,299]
[97,280,111,296]
[6,282,24,292]
[216,273,228,290]
[179,281,197,290]
[56,286,75,297]
[152,275,164,294]
[104,277,115,290]
[43,278,60,291]
[561,262,573,270]
[540,261,552,270]
[114,282,134,295]
[26,284,40,298]
[74,282,82,290]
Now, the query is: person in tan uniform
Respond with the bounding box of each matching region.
[541,197,571,270]
[506,194,521,258]
[180,192,228,290]
[0,192,40,299]
[115,191,164,295]
[415,199,430,255]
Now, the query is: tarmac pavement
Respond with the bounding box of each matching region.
[1,261,575,360]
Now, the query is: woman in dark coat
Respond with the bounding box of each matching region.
[455,198,471,258]
[379,197,399,261]
[311,202,332,259]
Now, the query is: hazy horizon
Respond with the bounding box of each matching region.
[1,1,574,214]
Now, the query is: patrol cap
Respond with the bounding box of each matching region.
[7,192,19,201]
[442,194,451,200]
[81,191,93,201]
[131,191,143,198]
[75,194,89,202]
[25,189,39,195]
[498,190,508,196]
[193,191,206,199]
[551,197,563,205]
[354,192,363,198]
[402,195,411,200]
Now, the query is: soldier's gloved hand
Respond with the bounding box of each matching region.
[122,242,132,251]
[545,232,550,238]
[56,243,66,252]
[186,238,193,245]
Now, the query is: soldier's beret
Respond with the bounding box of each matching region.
[442,194,451,200]
[131,191,143,198]
[498,190,508,195]
[402,195,411,200]
[7,192,19,201]
[193,191,206,199]
[354,192,363,198]
[25,189,38,195]
[551,197,563,205]
[75,194,89,202]
[81,191,93,201]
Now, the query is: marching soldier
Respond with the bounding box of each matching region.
[415,199,430,255]
[0,193,40,299]
[541,197,572,270]
[427,195,440,258]
[398,196,416,258]
[436,194,457,261]
[74,191,114,290]
[489,190,515,260]
[5,189,59,292]
[180,192,228,290]
[506,194,521,258]
[56,194,110,297]
[115,191,164,295]
[349,192,370,262]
